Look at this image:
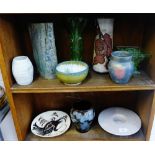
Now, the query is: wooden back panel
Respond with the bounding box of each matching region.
[113,14,145,47]
[9,14,146,65]
[142,15,155,81]
[33,91,137,116]
[0,14,150,81]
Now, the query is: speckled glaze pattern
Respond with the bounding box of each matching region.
[29,23,58,79]
[108,51,134,84]
[70,103,95,133]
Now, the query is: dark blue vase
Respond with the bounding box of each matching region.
[70,101,95,133]
[108,51,134,84]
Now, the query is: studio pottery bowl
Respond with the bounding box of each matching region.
[56,61,89,85]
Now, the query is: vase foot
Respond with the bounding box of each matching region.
[76,128,91,133]
[64,82,81,86]
[41,74,56,80]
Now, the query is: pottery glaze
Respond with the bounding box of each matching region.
[98,107,141,136]
[29,23,58,79]
[117,46,150,74]
[12,56,34,85]
[93,18,114,73]
[56,61,89,85]
[108,51,134,84]
[70,101,95,133]
[31,111,71,137]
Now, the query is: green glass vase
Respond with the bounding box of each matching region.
[68,17,87,61]
[70,29,83,61]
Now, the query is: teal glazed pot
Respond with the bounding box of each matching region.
[29,23,58,79]
[56,61,89,85]
[70,100,95,133]
[108,51,134,84]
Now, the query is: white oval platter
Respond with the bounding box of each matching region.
[31,110,71,137]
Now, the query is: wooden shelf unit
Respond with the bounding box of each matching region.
[11,71,155,93]
[0,14,155,141]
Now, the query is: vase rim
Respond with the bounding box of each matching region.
[97,18,114,22]
[30,22,53,25]
[111,51,132,61]
[116,46,140,48]
[13,56,29,62]
[56,60,88,75]
[72,100,93,111]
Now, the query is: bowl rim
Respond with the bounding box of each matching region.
[56,61,89,75]
[111,51,133,62]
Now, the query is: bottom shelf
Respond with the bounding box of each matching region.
[26,124,145,141]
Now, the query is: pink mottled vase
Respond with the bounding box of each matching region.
[108,51,134,84]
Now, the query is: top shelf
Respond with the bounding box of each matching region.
[11,71,155,93]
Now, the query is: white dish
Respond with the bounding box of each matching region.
[98,107,141,136]
[31,110,71,137]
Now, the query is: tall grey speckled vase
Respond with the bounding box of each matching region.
[29,23,58,79]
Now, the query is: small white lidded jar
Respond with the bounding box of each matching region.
[12,56,34,85]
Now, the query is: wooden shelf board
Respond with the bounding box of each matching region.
[26,124,145,141]
[11,71,155,93]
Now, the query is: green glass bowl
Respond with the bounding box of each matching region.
[56,61,89,85]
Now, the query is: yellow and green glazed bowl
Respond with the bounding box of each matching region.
[56,61,89,85]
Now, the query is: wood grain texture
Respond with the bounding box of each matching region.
[113,14,145,47]
[13,94,35,140]
[146,91,155,140]
[0,43,23,140]
[136,90,154,141]
[0,17,24,86]
[142,15,155,82]
[11,71,155,93]
[0,16,28,140]
[32,91,137,115]
[26,124,145,141]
